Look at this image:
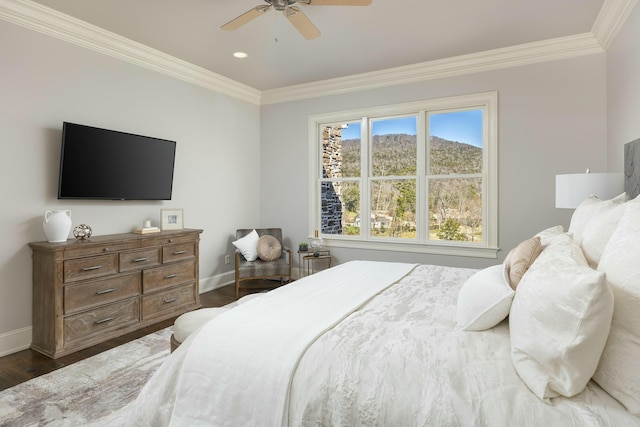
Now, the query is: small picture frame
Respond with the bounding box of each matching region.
[160,208,184,230]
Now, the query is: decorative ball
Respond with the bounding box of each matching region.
[73,224,92,240]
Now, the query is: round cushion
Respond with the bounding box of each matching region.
[173,307,229,343]
[257,235,282,261]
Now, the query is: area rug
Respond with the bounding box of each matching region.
[0,327,172,426]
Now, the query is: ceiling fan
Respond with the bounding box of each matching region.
[221,0,372,40]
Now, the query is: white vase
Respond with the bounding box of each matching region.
[43,210,72,243]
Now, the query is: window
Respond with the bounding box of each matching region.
[308,92,498,258]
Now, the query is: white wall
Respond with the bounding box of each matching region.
[260,54,608,270]
[607,2,640,170]
[0,20,261,354]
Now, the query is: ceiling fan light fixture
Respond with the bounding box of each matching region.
[221,0,372,39]
[271,0,292,11]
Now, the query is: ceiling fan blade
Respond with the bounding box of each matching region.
[285,6,321,40]
[221,6,270,31]
[303,0,372,5]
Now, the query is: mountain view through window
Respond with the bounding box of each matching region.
[320,109,484,243]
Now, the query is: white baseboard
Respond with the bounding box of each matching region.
[0,326,32,357]
[199,271,234,293]
[0,273,236,358]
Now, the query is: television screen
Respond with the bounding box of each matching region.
[58,122,176,200]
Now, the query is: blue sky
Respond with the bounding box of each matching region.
[430,110,483,147]
[340,110,483,147]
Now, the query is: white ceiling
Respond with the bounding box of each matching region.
[28,0,606,91]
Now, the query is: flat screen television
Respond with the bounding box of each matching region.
[58,122,176,200]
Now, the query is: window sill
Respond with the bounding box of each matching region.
[320,237,499,259]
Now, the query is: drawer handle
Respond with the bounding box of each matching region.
[163,297,178,304]
[133,257,149,262]
[168,239,174,243]
[81,265,102,271]
[172,250,188,255]
[103,247,110,252]
[164,274,178,279]
[95,317,114,325]
[95,288,116,295]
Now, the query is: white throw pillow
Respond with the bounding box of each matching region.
[456,264,514,331]
[509,233,614,401]
[580,200,626,268]
[534,225,564,247]
[593,196,640,415]
[232,229,260,262]
[568,193,626,245]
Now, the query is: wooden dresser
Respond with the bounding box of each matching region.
[29,228,202,358]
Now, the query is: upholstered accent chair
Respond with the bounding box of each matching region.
[234,228,292,298]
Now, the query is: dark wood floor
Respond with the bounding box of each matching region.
[0,282,281,392]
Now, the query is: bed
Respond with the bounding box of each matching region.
[127,194,640,426]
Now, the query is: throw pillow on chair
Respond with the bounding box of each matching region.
[257,235,282,261]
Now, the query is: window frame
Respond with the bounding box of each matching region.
[307,91,499,258]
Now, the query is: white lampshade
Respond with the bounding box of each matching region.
[555,172,624,208]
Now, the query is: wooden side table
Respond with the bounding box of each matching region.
[298,249,331,277]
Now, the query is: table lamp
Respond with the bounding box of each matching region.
[555,169,623,209]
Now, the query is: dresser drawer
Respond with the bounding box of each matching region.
[142,234,196,248]
[141,283,196,320]
[142,260,196,293]
[163,242,195,264]
[64,242,139,259]
[63,297,139,345]
[64,273,141,315]
[119,248,161,272]
[64,254,118,283]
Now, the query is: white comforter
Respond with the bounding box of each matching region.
[128,260,417,426]
[129,262,639,427]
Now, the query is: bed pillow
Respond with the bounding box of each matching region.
[509,233,614,401]
[580,200,626,268]
[456,264,514,331]
[503,236,542,289]
[534,225,564,247]
[257,235,282,261]
[593,196,640,415]
[232,229,260,261]
[568,193,626,245]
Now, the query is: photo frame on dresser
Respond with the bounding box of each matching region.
[624,138,640,199]
[161,208,184,230]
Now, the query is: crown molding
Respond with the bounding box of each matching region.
[0,0,261,105]
[0,0,636,106]
[592,0,638,50]
[261,33,603,105]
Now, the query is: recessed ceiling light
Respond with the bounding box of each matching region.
[233,52,248,59]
